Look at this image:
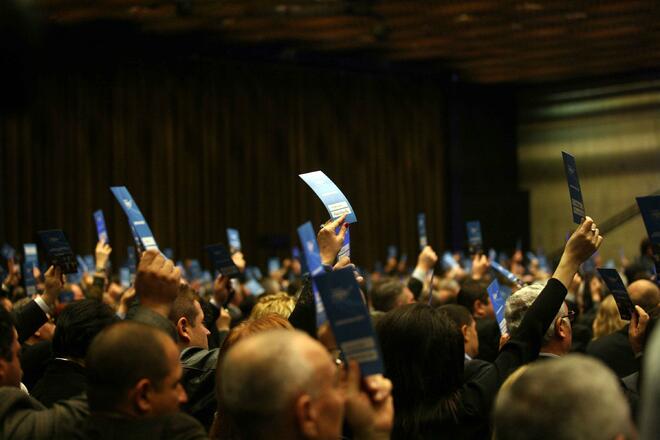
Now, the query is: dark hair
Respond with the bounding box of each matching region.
[456,279,489,314]
[52,299,117,360]
[438,304,474,329]
[169,284,201,327]
[371,278,405,313]
[86,321,172,412]
[0,306,16,361]
[376,303,464,439]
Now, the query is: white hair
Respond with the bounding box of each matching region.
[504,282,566,343]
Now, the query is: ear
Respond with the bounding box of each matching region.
[133,378,154,414]
[473,299,485,317]
[176,317,191,344]
[295,394,318,438]
[556,317,568,339]
[461,324,470,344]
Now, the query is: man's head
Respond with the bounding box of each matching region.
[86,321,187,417]
[628,279,660,317]
[505,282,572,355]
[438,304,478,358]
[220,330,344,440]
[494,354,634,440]
[456,279,493,319]
[371,278,414,313]
[52,299,117,361]
[0,306,21,387]
[170,285,210,350]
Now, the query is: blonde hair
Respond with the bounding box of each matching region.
[249,292,296,320]
[592,295,626,340]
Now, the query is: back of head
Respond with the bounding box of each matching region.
[592,295,626,340]
[371,278,405,313]
[456,279,489,314]
[375,303,463,437]
[494,354,633,440]
[505,282,555,339]
[438,304,473,329]
[219,330,319,438]
[169,284,199,324]
[86,321,171,412]
[628,279,660,317]
[52,299,117,360]
[248,293,296,320]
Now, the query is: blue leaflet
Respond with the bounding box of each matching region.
[110,186,159,251]
[23,244,38,297]
[598,268,635,320]
[37,230,78,274]
[442,252,459,269]
[562,151,586,224]
[487,279,508,335]
[268,257,281,275]
[297,221,327,325]
[466,220,483,254]
[292,246,301,260]
[299,171,357,224]
[84,255,95,272]
[637,195,660,273]
[1,244,15,260]
[127,246,137,274]
[490,260,524,287]
[76,255,89,273]
[417,213,428,249]
[337,227,350,261]
[205,244,240,278]
[119,267,131,288]
[314,267,383,376]
[387,246,397,260]
[189,259,202,281]
[245,268,265,296]
[488,248,497,262]
[93,210,108,243]
[226,228,242,254]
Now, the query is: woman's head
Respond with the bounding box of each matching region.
[592,295,626,339]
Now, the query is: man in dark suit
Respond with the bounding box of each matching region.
[586,279,659,377]
[457,277,501,362]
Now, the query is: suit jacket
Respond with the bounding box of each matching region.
[31,359,87,407]
[128,306,178,342]
[71,411,208,440]
[20,340,53,391]
[180,346,219,430]
[0,386,88,440]
[586,326,638,377]
[475,317,501,363]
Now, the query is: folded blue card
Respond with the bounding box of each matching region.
[297,221,328,325]
[417,213,428,249]
[488,248,497,262]
[314,267,384,376]
[110,186,159,251]
[442,252,459,269]
[119,267,130,288]
[1,244,15,260]
[84,255,95,272]
[562,151,586,224]
[490,261,524,287]
[299,171,357,224]
[127,246,137,274]
[227,228,242,254]
[337,228,350,261]
[37,230,78,274]
[487,279,508,335]
[268,257,281,275]
[93,210,108,243]
[23,244,38,297]
[598,268,635,320]
[205,244,240,278]
[637,195,660,246]
[76,255,89,273]
[466,220,483,254]
[387,245,397,260]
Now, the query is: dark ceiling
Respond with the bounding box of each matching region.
[37,0,660,83]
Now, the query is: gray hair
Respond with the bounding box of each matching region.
[220,330,321,437]
[494,354,634,440]
[504,282,566,343]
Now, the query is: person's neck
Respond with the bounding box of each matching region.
[540,341,567,357]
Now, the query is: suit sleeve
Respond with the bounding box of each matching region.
[13,300,48,344]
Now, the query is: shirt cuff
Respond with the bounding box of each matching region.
[34,296,54,316]
[412,268,427,282]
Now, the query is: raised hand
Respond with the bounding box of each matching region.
[553,216,604,289]
[344,361,394,440]
[416,246,438,273]
[231,251,246,273]
[95,240,112,272]
[134,250,181,305]
[317,213,349,266]
[629,305,650,355]
[471,254,490,280]
[42,265,64,307]
[3,258,21,288]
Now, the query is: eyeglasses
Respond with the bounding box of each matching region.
[559,310,575,324]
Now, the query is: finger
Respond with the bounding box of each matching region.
[595,235,604,249]
[45,265,55,277]
[336,222,349,242]
[346,360,361,395]
[326,213,348,231]
[139,250,159,268]
[579,216,594,235]
[162,258,175,275]
[172,266,182,281]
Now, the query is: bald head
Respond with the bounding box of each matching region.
[220,330,333,438]
[629,279,660,316]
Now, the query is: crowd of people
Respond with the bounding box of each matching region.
[0,214,658,439]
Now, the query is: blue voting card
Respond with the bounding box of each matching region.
[1,244,15,261]
[93,210,108,243]
[466,220,483,254]
[487,280,508,335]
[127,246,137,273]
[268,257,281,275]
[23,244,38,297]
[442,252,459,269]
[598,268,635,320]
[251,266,263,280]
[314,267,383,376]
[292,246,301,260]
[76,255,89,273]
[526,251,537,262]
[387,245,398,260]
[163,248,174,260]
[312,281,328,327]
[226,228,242,254]
[417,213,428,249]
[37,230,78,274]
[110,186,159,251]
[205,244,240,278]
[188,259,202,281]
[84,255,95,272]
[637,195,660,246]
[245,278,265,296]
[488,248,497,262]
[337,228,350,261]
[562,152,586,224]
[119,267,130,288]
[298,222,324,277]
[490,261,524,287]
[499,284,513,301]
[299,171,357,224]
